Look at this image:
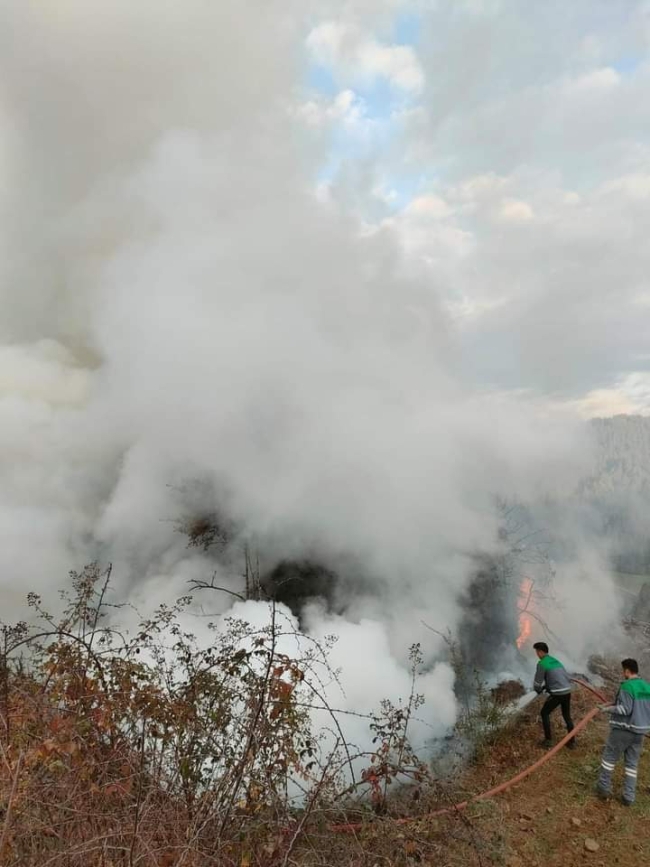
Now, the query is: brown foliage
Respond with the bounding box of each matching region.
[0,565,495,866]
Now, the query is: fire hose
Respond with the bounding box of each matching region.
[330,678,608,833]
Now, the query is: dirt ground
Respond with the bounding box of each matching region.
[459,688,650,867]
[309,680,650,867]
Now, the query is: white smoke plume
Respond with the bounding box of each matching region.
[0,1,627,745]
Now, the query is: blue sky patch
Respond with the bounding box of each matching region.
[307,63,339,96]
[305,8,424,210]
[613,55,643,75]
[393,11,421,47]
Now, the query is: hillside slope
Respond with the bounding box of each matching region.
[587,415,650,497]
[317,675,650,866]
[578,415,650,576]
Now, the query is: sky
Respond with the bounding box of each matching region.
[301,0,650,417]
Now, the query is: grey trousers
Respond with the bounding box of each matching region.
[598,727,645,802]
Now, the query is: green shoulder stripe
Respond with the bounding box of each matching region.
[539,655,564,671]
[620,678,650,700]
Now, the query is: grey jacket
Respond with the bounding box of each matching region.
[605,677,650,734]
[533,655,572,696]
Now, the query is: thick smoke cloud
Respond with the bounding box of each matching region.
[0,1,626,743]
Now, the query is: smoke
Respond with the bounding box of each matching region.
[0,1,624,747]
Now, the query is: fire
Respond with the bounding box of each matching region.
[516,615,532,649]
[516,577,534,649]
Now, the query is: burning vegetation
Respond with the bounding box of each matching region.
[516,577,534,649]
[0,564,515,867]
[490,679,526,706]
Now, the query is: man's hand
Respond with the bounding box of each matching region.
[598,704,614,713]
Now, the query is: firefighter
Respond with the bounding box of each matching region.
[597,658,650,805]
[533,641,575,749]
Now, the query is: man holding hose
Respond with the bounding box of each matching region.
[533,642,576,749]
[597,658,650,806]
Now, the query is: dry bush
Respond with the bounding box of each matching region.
[0,564,498,866]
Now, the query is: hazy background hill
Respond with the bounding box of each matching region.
[583,414,650,582]
[588,415,650,498]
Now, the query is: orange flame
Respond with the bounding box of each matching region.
[516,615,532,649]
[516,577,534,649]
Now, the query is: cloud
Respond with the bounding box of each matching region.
[496,199,534,223]
[563,66,621,94]
[387,168,650,396]
[572,373,650,418]
[307,21,424,92]
[347,1,650,401]
[407,2,650,181]
[405,194,450,219]
[297,89,367,131]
